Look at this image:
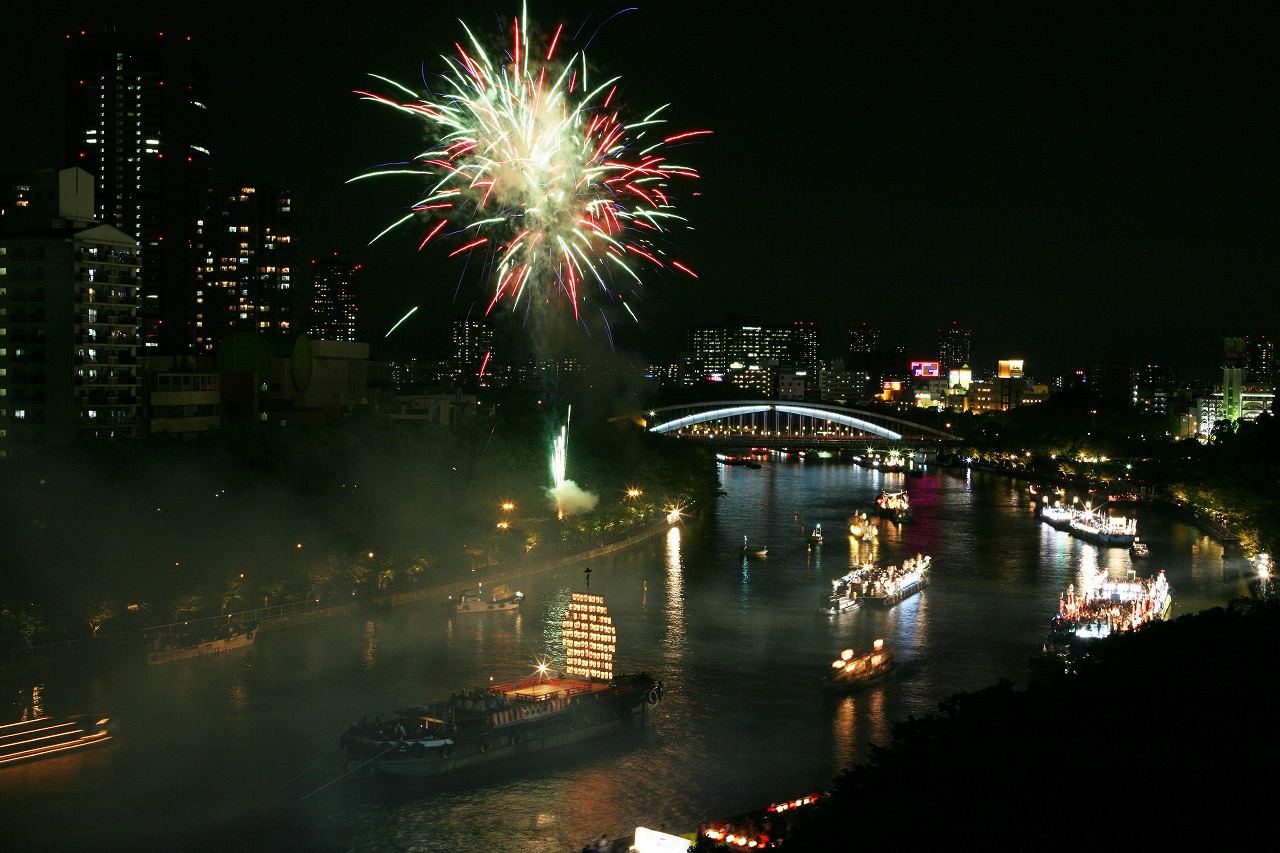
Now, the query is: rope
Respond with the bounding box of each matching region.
[282,744,334,787]
[297,745,395,802]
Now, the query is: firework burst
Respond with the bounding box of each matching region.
[351,5,708,332]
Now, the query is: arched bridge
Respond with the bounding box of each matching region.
[635,401,959,448]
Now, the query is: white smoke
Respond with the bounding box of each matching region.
[548,480,599,516]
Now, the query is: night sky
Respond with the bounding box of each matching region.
[4,1,1278,378]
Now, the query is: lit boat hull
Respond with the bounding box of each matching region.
[0,715,112,767]
[343,674,660,779]
[147,628,255,665]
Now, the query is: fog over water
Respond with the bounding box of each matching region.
[1,459,1251,852]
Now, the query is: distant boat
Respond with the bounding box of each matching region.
[741,536,767,557]
[875,490,911,521]
[454,586,523,614]
[146,619,256,665]
[810,524,824,545]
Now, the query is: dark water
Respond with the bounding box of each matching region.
[0,461,1253,852]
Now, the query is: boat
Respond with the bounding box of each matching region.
[1069,507,1138,547]
[1,713,112,767]
[454,585,523,613]
[1037,502,1074,531]
[741,536,768,557]
[145,619,256,665]
[818,570,861,615]
[874,490,911,521]
[848,511,877,541]
[810,523,824,545]
[342,583,662,779]
[1047,569,1173,648]
[1130,540,1150,558]
[846,554,931,607]
[1039,501,1139,547]
[820,639,895,692]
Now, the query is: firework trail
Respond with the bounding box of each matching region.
[547,405,596,519]
[351,4,708,334]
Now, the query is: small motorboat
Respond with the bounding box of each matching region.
[741,536,768,557]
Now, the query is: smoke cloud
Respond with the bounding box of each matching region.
[547,480,599,516]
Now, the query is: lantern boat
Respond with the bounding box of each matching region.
[820,639,895,692]
[342,584,660,779]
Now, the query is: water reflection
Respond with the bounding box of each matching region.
[662,527,687,661]
[362,619,379,669]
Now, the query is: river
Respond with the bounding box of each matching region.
[0,459,1254,852]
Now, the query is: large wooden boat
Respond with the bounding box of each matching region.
[343,587,661,779]
[1,713,112,767]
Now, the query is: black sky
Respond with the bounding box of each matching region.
[5,0,1278,378]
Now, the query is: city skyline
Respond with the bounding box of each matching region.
[3,1,1277,377]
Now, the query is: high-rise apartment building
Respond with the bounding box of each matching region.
[938,321,971,371]
[792,321,820,370]
[308,253,359,343]
[197,179,298,352]
[849,322,880,356]
[1246,335,1275,384]
[451,317,494,382]
[65,27,213,354]
[0,168,140,447]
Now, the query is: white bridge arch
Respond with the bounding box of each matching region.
[644,401,957,443]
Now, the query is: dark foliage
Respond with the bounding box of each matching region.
[781,599,1280,850]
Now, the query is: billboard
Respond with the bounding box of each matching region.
[911,361,941,378]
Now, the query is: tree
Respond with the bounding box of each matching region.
[0,603,45,649]
[171,594,203,622]
[84,594,117,637]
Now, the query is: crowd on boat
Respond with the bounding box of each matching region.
[875,490,911,518]
[831,555,930,601]
[1070,511,1138,539]
[1053,570,1172,640]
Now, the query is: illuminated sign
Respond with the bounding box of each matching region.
[911,361,941,377]
[882,380,902,391]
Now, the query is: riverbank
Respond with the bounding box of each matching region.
[0,508,692,675]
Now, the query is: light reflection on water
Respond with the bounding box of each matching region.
[0,462,1254,853]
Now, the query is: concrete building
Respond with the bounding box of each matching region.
[0,167,140,447]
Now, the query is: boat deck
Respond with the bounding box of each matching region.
[501,677,597,703]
